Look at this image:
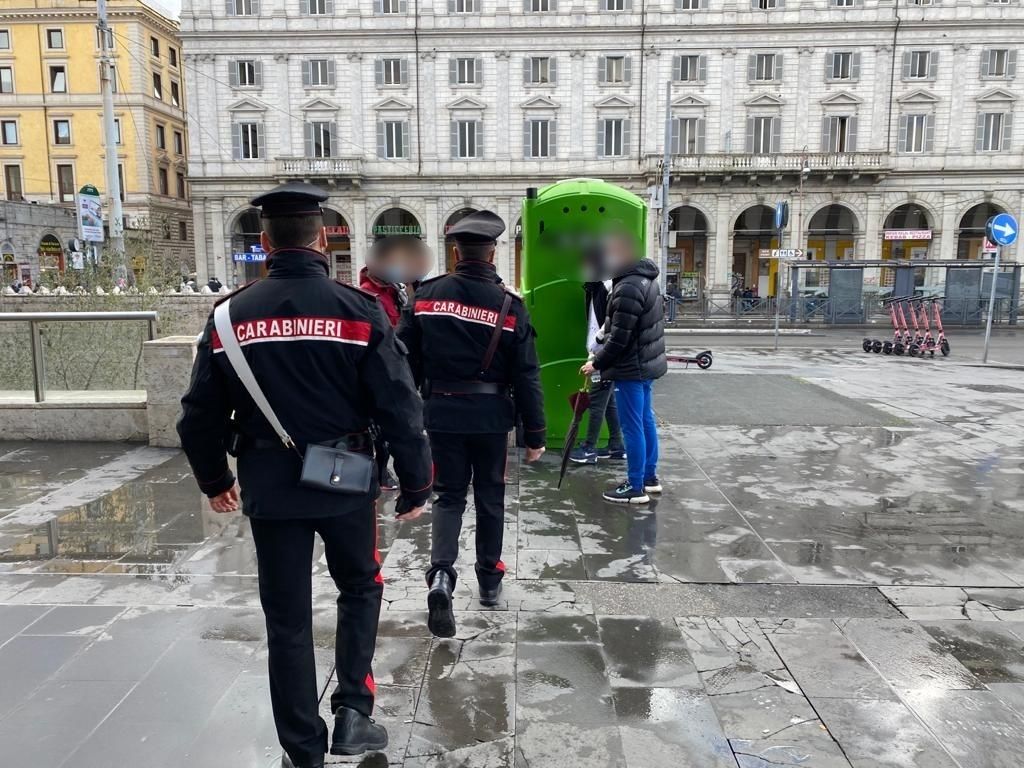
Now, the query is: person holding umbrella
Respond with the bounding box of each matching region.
[580,233,667,504]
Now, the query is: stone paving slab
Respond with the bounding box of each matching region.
[1,348,1024,766]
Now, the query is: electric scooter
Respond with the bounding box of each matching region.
[667,350,713,369]
[931,298,951,357]
[894,298,921,356]
[876,297,906,355]
[910,297,951,357]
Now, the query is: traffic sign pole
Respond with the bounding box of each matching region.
[982,246,1000,364]
[774,222,783,352]
[982,213,1018,364]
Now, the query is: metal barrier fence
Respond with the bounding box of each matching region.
[670,296,1018,325]
[0,311,158,403]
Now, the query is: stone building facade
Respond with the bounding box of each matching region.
[0,199,79,285]
[180,0,1023,296]
[0,0,194,281]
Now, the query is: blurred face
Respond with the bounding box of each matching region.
[368,237,432,283]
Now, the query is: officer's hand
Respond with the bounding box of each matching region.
[209,486,240,513]
[525,447,546,463]
[397,504,426,521]
[580,361,595,376]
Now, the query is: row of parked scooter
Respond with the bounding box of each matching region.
[862,296,951,357]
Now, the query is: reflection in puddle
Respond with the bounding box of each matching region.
[0,476,214,574]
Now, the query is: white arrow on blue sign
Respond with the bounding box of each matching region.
[986,213,1018,247]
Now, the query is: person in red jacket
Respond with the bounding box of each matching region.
[362,236,430,489]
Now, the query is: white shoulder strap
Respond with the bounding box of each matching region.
[213,299,294,449]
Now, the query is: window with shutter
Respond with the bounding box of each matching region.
[675,55,703,82]
[900,113,929,152]
[751,53,776,81]
[525,119,552,158]
[748,115,775,154]
[671,117,703,154]
[677,0,701,7]
[603,56,627,83]
[525,0,555,10]
[984,49,1010,78]
[977,112,1007,151]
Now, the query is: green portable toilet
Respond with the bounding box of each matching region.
[520,178,648,443]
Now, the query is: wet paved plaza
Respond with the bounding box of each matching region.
[2,346,1024,767]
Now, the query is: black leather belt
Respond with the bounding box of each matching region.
[247,431,373,454]
[429,381,509,397]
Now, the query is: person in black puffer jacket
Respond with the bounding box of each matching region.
[582,239,667,504]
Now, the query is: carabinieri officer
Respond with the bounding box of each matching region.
[178,182,432,768]
[399,210,546,638]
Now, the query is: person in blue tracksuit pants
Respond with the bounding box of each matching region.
[580,236,668,504]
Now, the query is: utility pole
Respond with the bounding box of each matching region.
[659,81,671,283]
[98,0,125,270]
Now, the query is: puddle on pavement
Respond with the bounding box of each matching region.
[0,473,217,575]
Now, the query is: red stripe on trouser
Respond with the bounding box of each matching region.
[496,560,506,572]
[365,672,376,696]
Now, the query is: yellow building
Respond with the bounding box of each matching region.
[0,0,192,279]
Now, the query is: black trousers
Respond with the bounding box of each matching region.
[427,432,508,591]
[249,509,382,765]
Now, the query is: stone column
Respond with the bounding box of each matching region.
[863,193,881,261]
[209,198,228,286]
[144,336,198,448]
[720,49,737,152]
[348,53,364,156]
[495,51,511,161]
[425,198,441,275]
[193,198,210,285]
[796,47,813,151]
[420,50,437,163]
[352,198,368,275]
[939,192,958,260]
[496,196,515,279]
[644,48,661,157]
[872,44,893,151]
[276,54,293,156]
[570,50,586,160]
[948,44,971,153]
[712,193,733,302]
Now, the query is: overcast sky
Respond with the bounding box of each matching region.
[146,0,180,17]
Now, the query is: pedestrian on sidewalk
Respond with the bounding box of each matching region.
[178,182,433,768]
[570,279,626,465]
[581,234,668,504]
[360,235,426,492]
[399,210,546,638]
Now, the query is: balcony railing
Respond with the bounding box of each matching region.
[647,152,892,176]
[275,157,362,177]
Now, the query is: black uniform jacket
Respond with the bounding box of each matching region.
[177,247,433,518]
[398,260,546,449]
[593,258,668,382]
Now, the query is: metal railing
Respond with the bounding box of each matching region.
[0,312,158,403]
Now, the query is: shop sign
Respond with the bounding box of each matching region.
[38,234,64,271]
[233,252,267,263]
[325,225,350,237]
[883,229,932,241]
[233,245,266,263]
[373,225,420,236]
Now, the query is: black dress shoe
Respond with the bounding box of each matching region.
[330,705,388,756]
[427,571,457,638]
[281,752,324,768]
[479,582,503,607]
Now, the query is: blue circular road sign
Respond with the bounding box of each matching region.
[986,213,1018,247]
